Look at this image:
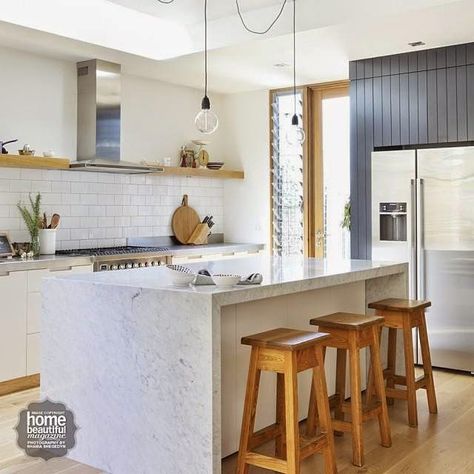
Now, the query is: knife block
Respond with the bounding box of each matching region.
[187,223,209,245]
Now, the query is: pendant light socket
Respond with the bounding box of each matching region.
[291,113,299,126]
[201,95,211,110]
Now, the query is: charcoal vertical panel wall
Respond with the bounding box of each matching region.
[349,43,474,259]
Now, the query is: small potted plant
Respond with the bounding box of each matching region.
[17,193,42,257]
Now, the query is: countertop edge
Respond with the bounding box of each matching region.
[211,262,408,306]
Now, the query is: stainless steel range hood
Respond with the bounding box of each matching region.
[70,59,151,174]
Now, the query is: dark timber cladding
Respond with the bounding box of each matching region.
[349,42,474,259]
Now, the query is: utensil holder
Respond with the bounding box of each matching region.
[39,229,57,255]
[187,223,209,245]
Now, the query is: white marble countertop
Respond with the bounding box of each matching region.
[0,242,264,272]
[49,256,407,305]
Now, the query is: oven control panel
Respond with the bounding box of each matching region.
[94,255,170,272]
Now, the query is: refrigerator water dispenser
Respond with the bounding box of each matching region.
[379,202,407,241]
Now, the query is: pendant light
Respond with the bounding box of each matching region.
[195,0,219,134]
[286,0,305,145]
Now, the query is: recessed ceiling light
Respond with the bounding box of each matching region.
[273,62,291,68]
[408,41,426,47]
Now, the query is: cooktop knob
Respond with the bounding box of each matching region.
[126,263,133,269]
[111,264,118,270]
[119,264,126,270]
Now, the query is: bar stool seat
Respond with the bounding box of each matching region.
[237,328,337,474]
[367,298,438,428]
[308,313,392,467]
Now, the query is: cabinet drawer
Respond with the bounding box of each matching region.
[27,292,41,334]
[0,271,27,382]
[28,265,93,292]
[27,333,40,376]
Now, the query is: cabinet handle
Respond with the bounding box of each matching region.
[0,271,10,277]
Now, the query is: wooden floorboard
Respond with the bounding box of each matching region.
[0,370,472,473]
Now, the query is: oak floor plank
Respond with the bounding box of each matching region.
[0,370,472,474]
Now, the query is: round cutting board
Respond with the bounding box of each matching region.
[172,194,200,244]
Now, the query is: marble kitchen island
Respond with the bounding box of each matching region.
[41,257,407,474]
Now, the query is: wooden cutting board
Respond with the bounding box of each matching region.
[172,194,200,244]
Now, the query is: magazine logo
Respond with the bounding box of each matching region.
[15,399,77,460]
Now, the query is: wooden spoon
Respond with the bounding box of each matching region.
[50,213,60,229]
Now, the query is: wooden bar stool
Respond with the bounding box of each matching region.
[307,313,392,467]
[367,298,438,428]
[237,328,337,474]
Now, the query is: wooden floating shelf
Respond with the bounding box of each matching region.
[149,166,244,180]
[0,154,70,170]
[0,156,244,179]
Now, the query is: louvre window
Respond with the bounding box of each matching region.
[271,91,304,256]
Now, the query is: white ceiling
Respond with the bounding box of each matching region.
[0,0,473,93]
[108,0,284,25]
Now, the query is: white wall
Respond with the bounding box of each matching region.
[0,47,77,158]
[0,45,226,164]
[121,74,226,165]
[220,90,270,247]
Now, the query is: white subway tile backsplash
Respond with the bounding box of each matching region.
[0,168,224,248]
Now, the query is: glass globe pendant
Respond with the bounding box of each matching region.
[195,95,219,134]
[286,113,305,145]
[195,0,218,135]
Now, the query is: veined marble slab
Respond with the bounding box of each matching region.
[41,256,408,473]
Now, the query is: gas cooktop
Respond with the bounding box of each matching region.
[57,246,171,271]
[57,246,170,257]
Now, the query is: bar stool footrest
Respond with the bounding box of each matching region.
[300,432,329,460]
[249,423,281,450]
[245,452,287,473]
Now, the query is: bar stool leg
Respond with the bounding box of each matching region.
[418,312,438,414]
[369,326,392,448]
[348,336,364,467]
[366,326,382,407]
[312,345,337,474]
[284,352,300,474]
[275,373,287,458]
[402,317,418,428]
[334,348,346,436]
[386,328,398,406]
[236,348,262,474]
[306,346,326,437]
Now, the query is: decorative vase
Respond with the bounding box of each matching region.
[30,234,40,257]
[39,229,57,255]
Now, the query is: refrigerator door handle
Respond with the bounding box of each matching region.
[410,178,417,298]
[416,178,425,300]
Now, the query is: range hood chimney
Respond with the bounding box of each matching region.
[71,59,151,174]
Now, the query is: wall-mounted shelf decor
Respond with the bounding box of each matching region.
[150,166,244,180]
[0,154,70,170]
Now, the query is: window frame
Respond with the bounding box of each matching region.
[269,80,349,257]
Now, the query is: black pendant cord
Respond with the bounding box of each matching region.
[204,0,208,99]
[292,0,297,121]
[236,0,288,35]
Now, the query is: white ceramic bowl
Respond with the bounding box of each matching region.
[166,265,196,287]
[211,274,241,288]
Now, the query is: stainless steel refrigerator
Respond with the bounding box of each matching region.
[372,146,473,373]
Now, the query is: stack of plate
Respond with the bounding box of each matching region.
[207,162,224,170]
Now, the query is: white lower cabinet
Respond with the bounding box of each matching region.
[0,263,93,383]
[0,271,28,382]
